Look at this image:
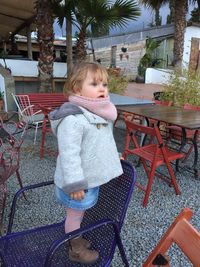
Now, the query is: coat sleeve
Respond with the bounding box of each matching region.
[57,115,88,194]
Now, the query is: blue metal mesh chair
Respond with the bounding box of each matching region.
[0,160,136,267]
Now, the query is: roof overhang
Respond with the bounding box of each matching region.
[0,0,36,42]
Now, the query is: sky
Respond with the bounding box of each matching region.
[53,1,196,38]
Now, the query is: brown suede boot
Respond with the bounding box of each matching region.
[69,237,99,264]
[79,236,91,248]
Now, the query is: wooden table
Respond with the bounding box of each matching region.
[117,104,200,177]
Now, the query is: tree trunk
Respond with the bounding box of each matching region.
[173,0,187,67]
[66,17,73,76]
[169,0,175,23]
[155,6,161,26]
[36,0,54,93]
[75,30,87,62]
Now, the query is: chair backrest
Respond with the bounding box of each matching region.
[183,103,200,111]
[0,160,136,267]
[124,119,164,148]
[12,93,33,117]
[0,119,27,183]
[154,100,172,106]
[82,160,136,230]
[143,208,200,267]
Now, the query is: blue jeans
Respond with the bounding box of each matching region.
[55,186,99,210]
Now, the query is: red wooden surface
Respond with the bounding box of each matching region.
[25,93,68,112]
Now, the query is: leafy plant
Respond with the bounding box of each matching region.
[161,70,200,106]
[137,37,163,79]
[107,68,128,95]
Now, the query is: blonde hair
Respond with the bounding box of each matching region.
[63,62,108,96]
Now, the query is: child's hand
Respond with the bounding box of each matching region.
[70,190,85,200]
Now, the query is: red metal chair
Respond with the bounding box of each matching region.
[122,119,184,207]
[143,208,200,267]
[0,118,27,233]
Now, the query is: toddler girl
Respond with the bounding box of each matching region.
[49,62,122,264]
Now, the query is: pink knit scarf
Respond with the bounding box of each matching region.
[69,95,117,122]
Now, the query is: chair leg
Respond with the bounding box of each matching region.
[0,184,7,235]
[40,129,46,159]
[165,163,180,195]
[143,164,156,207]
[16,169,27,200]
[33,123,39,144]
[182,145,193,163]
[122,134,131,159]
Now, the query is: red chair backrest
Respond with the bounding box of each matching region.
[124,119,164,148]
[183,103,200,111]
[154,100,172,106]
[143,208,200,267]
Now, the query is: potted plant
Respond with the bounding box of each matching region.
[136,37,163,83]
[0,91,4,111]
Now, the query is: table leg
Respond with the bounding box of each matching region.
[0,183,7,235]
[40,115,47,158]
[176,128,187,172]
[192,130,199,179]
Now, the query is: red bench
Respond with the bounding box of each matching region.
[26,93,68,112]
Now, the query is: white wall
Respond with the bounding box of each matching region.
[0,59,67,78]
[183,26,200,68]
[0,74,7,111]
[145,68,174,84]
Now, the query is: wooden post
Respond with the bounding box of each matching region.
[189,37,200,73]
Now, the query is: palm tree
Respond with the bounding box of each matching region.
[53,0,140,67]
[51,0,78,75]
[173,0,187,67]
[74,0,140,62]
[140,0,168,26]
[35,0,54,92]
[140,0,188,68]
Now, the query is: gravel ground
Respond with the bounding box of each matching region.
[2,123,200,267]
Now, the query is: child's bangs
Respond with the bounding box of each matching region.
[90,67,108,83]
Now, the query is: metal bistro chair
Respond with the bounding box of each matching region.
[0,160,136,267]
[12,93,44,144]
[122,119,184,207]
[0,118,27,234]
[143,208,200,267]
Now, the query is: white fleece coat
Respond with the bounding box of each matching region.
[51,107,123,194]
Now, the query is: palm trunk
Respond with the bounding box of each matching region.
[75,30,87,62]
[36,0,54,93]
[173,0,186,67]
[155,7,160,26]
[169,0,175,23]
[66,18,73,76]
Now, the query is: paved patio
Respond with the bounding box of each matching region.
[124,82,164,100]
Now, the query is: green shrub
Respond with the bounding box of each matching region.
[161,70,200,106]
[107,68,128,95]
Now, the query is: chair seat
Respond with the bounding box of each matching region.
[0,219,118,267]
[133,144,184,167]
[0,161,136,266]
